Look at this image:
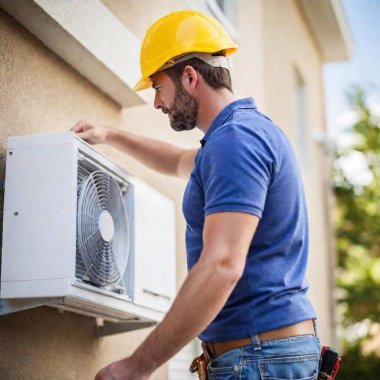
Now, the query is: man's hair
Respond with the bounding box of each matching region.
[164,57,233,92]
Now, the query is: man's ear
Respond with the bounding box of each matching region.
[182,66,198,91]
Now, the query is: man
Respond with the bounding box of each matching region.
[72,10,320,380]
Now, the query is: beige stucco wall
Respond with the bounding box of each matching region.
[0,0,338,379]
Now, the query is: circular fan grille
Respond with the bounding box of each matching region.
[77,170,130,287]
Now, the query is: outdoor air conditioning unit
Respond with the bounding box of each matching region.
[0,132,176,329]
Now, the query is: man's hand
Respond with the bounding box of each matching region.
[70,119,113,145]
[94,357,150,380]
[70,119,197,177]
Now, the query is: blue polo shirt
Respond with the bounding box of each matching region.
[182,97,316,342]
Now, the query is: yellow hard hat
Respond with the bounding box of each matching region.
[134,10,238,92]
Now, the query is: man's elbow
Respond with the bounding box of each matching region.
[212,259,245,287]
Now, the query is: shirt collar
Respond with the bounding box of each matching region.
[200,97,257,147]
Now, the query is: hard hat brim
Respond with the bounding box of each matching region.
[134,77,152,92]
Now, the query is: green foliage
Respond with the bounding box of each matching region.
[333,88,380,375]
[338,340,380,380]
[333,88,380,324]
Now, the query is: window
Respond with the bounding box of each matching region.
[294,68,310,167]
[215,0,238,28]
[205,0,240,41]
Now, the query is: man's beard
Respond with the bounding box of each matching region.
[163,85,198,132]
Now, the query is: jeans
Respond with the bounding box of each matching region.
[207,334,321,379]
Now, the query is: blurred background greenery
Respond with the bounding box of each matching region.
[333,88,380,379]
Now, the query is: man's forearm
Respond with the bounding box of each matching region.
[129,256,240,376]
[106,128,184,176]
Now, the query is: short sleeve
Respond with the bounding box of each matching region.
[201,126,275,218]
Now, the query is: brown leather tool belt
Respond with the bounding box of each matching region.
[189,320,316,379]
[205,319,316,359]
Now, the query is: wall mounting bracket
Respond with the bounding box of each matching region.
[96,319,157,337]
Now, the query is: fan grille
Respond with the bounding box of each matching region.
[76,168,130,292]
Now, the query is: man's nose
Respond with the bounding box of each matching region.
[154,91,164,110]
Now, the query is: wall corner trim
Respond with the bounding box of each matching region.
[0,0,149,107]
[296,0,354,63]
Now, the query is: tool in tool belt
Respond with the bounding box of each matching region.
[189,342,212,380]
[189,352,209,380]
[318,346,341,380]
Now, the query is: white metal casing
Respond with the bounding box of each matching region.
[1,132,176,323]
